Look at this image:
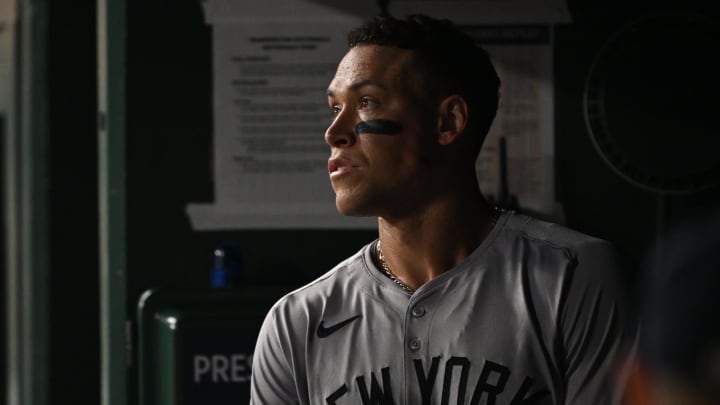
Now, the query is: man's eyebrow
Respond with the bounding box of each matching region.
[327,80,387,97]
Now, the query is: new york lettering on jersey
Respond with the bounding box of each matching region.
[324,355,549,404]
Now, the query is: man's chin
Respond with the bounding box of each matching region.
[335,200,373,218]
[336,207,368,217]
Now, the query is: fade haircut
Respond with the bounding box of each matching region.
[347,14,501,146]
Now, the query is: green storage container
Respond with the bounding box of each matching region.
[137,287,288,405]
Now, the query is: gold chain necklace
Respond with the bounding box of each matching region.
[377,239,416,293]
[376,206,502,294]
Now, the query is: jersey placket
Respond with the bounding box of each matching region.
[403,293,434,405]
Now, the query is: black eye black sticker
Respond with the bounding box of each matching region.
[354,119,403,135]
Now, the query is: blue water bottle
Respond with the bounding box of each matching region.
[211,242,244,288]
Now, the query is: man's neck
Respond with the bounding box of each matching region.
[375,188,497,292]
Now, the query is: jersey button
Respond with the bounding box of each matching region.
[411,305,426,317]
[409,338,422,351]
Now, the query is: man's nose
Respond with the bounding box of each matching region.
[324,112,356,148]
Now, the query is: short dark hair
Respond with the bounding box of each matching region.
[347,14,501,143]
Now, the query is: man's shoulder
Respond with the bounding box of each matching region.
[503,211,615,255]
[501,211,633,296]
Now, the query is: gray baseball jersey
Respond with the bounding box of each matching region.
[250,211,636,404]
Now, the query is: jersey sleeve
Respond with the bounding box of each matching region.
[559,240,637,405]
[250,305,301,405]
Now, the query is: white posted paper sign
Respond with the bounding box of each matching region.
[468,25,559,219]
[187,20,376,229]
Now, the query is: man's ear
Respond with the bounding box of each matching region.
[436,95,468,146]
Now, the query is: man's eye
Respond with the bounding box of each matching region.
[360,98,378,108]
[330,106,341,116]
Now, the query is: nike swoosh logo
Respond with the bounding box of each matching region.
[316,315,362,338]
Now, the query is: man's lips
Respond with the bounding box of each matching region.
[328,157,357,177]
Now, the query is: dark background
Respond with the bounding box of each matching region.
[2,0,717,403]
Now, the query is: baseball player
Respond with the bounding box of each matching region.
[250,14,636,405]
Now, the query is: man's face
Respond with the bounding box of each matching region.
[325,44,438,217]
